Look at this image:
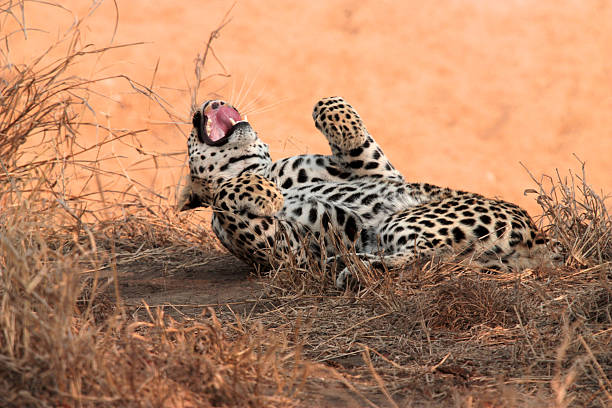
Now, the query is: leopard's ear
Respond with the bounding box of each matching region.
[177,180,204,211]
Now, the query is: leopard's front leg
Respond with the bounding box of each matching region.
[211,172,306,269]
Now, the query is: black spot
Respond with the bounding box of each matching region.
[349,160,364,169]
[344,217,358,241]
[486,264,503,273]
[281,178,293,189]
[310,184,324,192]
[438,227,448,236]
[455,204,469,211]
[438,218,453,225]
[326,166,340,176]
[509,231,523,246]
[344,193,361,203]
[480,215,492,225]
[361,194,377,205]
[308,208,318,224]
[219,154,261,172]
[452,227,466,243]
[494,221,506,238]
[397,236,407,245]
[297,169,308,183]
[291,157,304,170]
[474,206,488,213]
[322,212,331,231]
[460,218,476,226]
[462,211,475,217]
[241,163,261,174]
[349,147,364,157]
[292,207,303,217]
[419,220,435,228]
[364,162,379,170]
[360,229,369,245]
[473,225,490,239]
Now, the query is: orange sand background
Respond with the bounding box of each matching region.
[7,0,611,214]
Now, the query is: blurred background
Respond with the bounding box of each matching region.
[6,0,611,214]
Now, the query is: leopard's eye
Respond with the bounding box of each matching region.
[192,111,202,128]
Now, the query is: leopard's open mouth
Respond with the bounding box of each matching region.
[193,100,243,146]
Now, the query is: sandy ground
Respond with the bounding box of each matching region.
[8,0,611,215]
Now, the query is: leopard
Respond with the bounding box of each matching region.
[179,96,562,289]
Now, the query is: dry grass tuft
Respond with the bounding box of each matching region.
[424,275,528,331]
[524,156,612,267]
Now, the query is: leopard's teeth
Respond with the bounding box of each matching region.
[206,122,212,135]
[243,114,248,122]
[229,117,236,125]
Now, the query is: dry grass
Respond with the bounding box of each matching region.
[1,2,611,407]
[0,2,315,407]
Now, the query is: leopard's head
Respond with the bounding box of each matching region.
[178,100,272,211]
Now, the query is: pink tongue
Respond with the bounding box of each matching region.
[208,105,241,142]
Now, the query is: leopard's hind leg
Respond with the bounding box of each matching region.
[312,97,404,182]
